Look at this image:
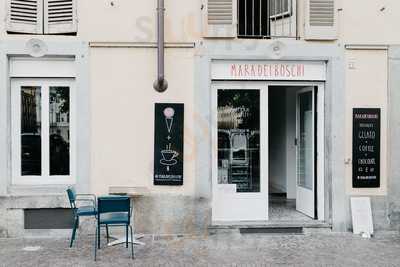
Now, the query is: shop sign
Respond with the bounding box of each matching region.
[211,60,326,81]
[352,108,380,188]
[154,103,184,185]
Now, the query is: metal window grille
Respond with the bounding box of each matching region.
[238,0,296,39]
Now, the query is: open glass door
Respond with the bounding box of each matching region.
[212,83,268,222]
[296,87,315,218]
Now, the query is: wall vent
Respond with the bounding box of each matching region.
[24,208,75,229]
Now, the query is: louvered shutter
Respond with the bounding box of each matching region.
[6,0,43,34]
[203,0,236,38]
[44,0,77,34]
[304,0,337,40]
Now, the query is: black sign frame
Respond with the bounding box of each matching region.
[352,108,381,188]
[153,103,184,186]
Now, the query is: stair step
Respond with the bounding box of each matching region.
[209,221,332,230]
[239,227,303,234]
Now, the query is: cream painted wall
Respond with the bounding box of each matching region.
[344,49,388,196]
[0,0,202,42]
[89,47,196,195]
[78,0,201,42]
[338,0,400,44]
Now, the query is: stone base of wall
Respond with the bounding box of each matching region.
[1,193,398,238]
[372,196,400,231]
[0,194,211,238]
[133,195,210,236]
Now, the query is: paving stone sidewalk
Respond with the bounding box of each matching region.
[0,231,399,267]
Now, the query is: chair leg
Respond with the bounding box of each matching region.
[97,223,101,249]
[70,217,79,248]
[106,225,110,243]
[125,225,129,248]
[129,225,134,259]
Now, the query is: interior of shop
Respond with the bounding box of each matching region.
[268,85,314,221]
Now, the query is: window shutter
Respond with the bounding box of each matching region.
[304,0,337,40]
[203,0,236,38]
[44,0,77,34]
[6,0,43,34]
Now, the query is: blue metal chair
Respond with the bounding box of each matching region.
[95,196,134,260]
[66,187,97,247]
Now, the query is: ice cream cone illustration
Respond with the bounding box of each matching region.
[164,107,175,134]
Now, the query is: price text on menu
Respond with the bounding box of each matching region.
[352,108,381,188]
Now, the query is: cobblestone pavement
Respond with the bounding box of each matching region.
[0,230,400,267]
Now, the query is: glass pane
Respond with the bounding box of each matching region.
[217,89,260,193]
[284,0,289,13]
[297,91,313,190]
[21,86,41,176]
[49,87,70,176]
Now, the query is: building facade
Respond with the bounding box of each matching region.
[0,0,400,237]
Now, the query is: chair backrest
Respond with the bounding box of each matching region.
[66,187,77,209]
[97,196,130,220]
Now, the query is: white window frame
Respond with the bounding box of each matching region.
[11,78,76,185]
[269,0,292,19]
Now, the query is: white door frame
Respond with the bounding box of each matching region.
[11,78,76,185]
[211,81,269,223]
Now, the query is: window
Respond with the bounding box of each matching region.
[217,89,261,193]
[238,0,269,38]
[237,0,293,38]
[12,79,75,184]
[6,0,77,34]
[270,0,291,18]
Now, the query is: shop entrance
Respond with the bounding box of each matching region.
[212,82,325,224]
[268,85,320,221]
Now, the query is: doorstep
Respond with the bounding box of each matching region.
[209,220,332,230]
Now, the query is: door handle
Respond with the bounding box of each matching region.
[294,138,298,146]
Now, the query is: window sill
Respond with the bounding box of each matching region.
[7,184,73,197]
[6,31,77,36]
[269,12,292,20]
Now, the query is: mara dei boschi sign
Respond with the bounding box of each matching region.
[211,60,327,81]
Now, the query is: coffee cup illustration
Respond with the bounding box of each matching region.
[161,149,179,162]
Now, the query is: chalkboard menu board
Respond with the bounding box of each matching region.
[352,108,380,188]
[154,103,184,186]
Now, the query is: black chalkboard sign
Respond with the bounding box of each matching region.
[352,108,380,188]
[154,103,184,185]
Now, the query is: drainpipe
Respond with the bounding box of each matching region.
[153,0,168,92]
